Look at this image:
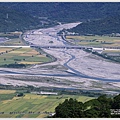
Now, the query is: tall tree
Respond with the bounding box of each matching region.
[54,98,84,118]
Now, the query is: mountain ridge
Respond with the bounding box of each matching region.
[69,15,120,35]
[1,2,120,22]
[0,6,41,32]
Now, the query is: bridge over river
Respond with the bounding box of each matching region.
[30,45,92,50]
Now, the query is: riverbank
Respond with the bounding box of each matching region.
[0,22,120,92]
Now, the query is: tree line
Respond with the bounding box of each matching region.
[52,94,120,118]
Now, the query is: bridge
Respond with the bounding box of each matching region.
[30,45,93,50]
[30,45,120,51]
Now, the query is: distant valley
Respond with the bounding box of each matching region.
[0,2,120,118]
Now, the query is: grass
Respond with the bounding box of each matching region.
[0,47,15,53]
[0,32,52,67]
[0,32,24,46]
[0,93,94,118]
[0,93,16,101]
[1,38,25,46]
[102,50,120,54]
[66,35,120,47]
[0,90,16,94]
[19,61,42,64]
[0,47,51,66]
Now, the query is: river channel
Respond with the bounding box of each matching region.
[0,22,120,83]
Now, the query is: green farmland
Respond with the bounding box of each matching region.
[0,32,25,46]
[0,47,51,67]
[0,32,52,67]
[1,38,25,46]
[0,91,94,118]
[66,35,120,47]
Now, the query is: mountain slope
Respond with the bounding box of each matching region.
[1,2,120,33]
[69,15,120,35]
[0,6,40,32]
[1,2,120,22]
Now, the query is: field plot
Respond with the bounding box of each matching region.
[66,35,120,47]
[1,38,25,46]
[102,49,120,54]
[0,32,24,46]
[101,49,120,62]
[0,90,16,94]
[0,47,15,53]
[0,47,51,67]
[0,93,94,118]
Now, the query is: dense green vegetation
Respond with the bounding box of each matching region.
[69,15,120,35]
[0,93,16,101]
[0,5,58,32]
[1,63,26,68]
[1,2,120,22]
[1,2,120,34]
[53,94,120,118]
[16,93,24,97]
[0,6,41,32]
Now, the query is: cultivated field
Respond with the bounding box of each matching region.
[0,90,16,94]
[0,92,94,118]
[2,38,25,46]
[102,49,120,54]
[0,47,51,66]
[66,35,120,47]
[0,31,52,67]
[0,32,24,46]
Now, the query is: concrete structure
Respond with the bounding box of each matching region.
[31,91,58,95]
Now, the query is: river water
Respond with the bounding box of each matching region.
[0,22,120,83]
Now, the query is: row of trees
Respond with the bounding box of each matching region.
[53,94,120,118]
[2,63,26,68]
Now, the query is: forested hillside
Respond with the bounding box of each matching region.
[1,2,120,33]
[0,6,41,32]
[53,94,120,118]
[1,2,120,22]
[69,15,120,35]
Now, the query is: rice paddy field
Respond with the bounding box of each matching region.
[0,91,94,118]
[66,35,120,47]
[0,47,51,66]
